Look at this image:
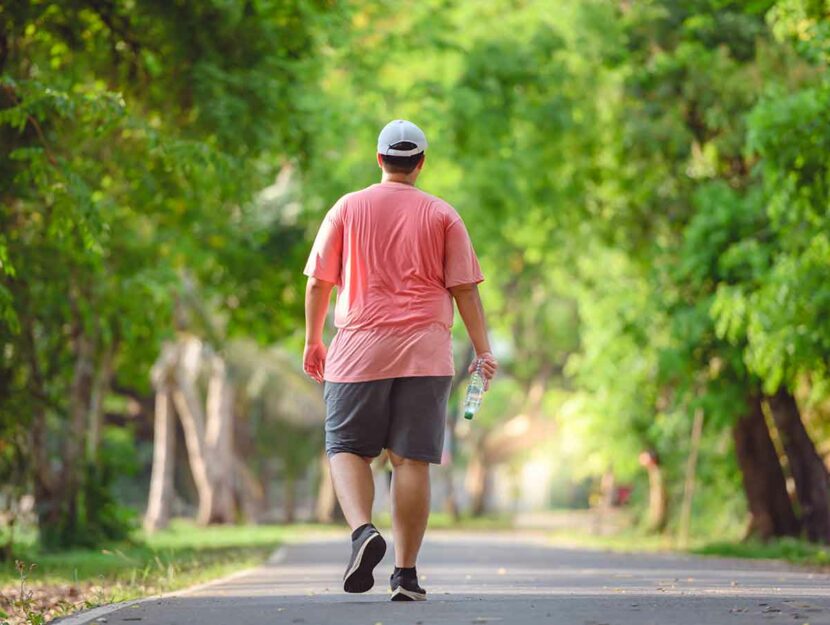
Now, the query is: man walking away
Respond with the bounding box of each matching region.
[303,119,498,601]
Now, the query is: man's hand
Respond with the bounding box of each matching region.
[469,351,498,390]
[303,341,327,383]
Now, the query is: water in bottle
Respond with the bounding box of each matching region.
[463,361,485,420]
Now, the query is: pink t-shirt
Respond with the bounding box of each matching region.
[304,181,484,383]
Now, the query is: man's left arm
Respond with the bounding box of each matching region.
[304,277,336,383]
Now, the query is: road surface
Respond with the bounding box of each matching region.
[61,531,830,625]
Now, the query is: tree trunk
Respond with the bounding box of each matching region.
[593,470,617,536]
[646,464,668,532]
[234,456,265,523]
[144,389,176,532]
[24,317,62,544]
[172,386,216,524]
[441,460,460,521]
[678,409,704,546]
[65,332,95,539]
[733,393,799,540]
[466,445,490,517]
[31,406,62,544]
[152,338,238,526]
[204,354,236,523]
[639,450,668,533]
[442,346,473,522]
[173,339,219,525]
[766,388,830,543]
[87,346,116,460]
[283,475,296,523]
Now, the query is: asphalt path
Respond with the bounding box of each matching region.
[61,531,830,625]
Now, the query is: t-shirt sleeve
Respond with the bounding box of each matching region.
[303,202,344,284]
[444,217,484,288]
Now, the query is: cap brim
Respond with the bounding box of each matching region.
[379,147,425,157]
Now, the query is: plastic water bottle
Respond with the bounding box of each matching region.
[463,360,485,420]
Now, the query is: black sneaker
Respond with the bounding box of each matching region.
[343,525,386,593]
[390,569,427,601]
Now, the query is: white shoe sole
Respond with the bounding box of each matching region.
[343,532,385,593]
[391,586,427,601]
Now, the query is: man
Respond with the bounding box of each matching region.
[303,119,497,601]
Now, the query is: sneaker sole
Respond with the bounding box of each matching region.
[343,533,386,593]
[391,586,427,601]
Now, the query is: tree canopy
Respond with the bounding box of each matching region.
[2,0,829,548]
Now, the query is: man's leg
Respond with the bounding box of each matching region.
[329,452,375,529]
[330,451,387,593]
[389,451,430,567]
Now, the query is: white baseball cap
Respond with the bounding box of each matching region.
[377,119,428,156]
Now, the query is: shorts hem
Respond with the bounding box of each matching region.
[387,446,442,465]
[326,446,381,459]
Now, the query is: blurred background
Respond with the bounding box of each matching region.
[2,0,830,619]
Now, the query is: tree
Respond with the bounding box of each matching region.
[1,0,341,547]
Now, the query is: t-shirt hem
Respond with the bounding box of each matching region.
[324,370,454,384]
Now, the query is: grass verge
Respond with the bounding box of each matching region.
[694,537,830,567]
[1,520,338,625]
[374,511,514,531]
[548,528,830,569]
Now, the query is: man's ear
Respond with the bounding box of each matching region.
[377,153,384,169]
[417,154,426,170]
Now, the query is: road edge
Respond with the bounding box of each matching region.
[49,546,286,625]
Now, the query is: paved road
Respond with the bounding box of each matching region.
[66,532,830,625]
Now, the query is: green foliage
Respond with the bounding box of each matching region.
[0,521,327,623]
[0,0,345,548]
[37,428,140,551]
[0,520,317,585]
[2,0,829,550]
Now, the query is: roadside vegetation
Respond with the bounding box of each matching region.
[0,521,328,625]
[2,3,830,623]
[550,526,830,569]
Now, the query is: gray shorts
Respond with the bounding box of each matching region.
[324,376,452,464]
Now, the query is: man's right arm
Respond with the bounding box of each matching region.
[448,282,498,385]
[303,276,336,383]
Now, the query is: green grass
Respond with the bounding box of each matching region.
[549,528,684,554]
[374,511,514,531]
[2,520,338,601]
[3,512,510,594]
[548,528,830,568]
[694,537,830,567]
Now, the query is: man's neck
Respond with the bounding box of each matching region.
[381,172,417,186]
